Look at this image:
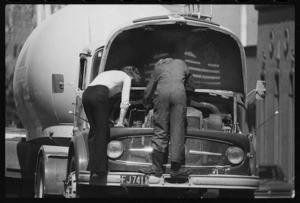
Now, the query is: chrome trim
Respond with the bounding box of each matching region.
[130,87,145,91]
[189,150,222,156]
[129,147,153,152]
[111,159,232,168]
[78,171,259,190]
[111,160,151,166]
[163,164,231,168]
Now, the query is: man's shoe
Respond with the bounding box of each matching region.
[139,166,155,174]
[170,168,192,178]
[139,150,164,177]
[90,171,107,178]
[139,166,163,177]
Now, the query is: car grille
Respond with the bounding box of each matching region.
[116,135,232,167]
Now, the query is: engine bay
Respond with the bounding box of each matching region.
[110,90,235,133]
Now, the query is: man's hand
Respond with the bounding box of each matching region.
[114,123,124,128]
[77,89,84,98]
[114,118,125,127]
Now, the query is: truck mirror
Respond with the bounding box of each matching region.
[255,80,266,100]
[246,80,266,102]
[52,74,64,93]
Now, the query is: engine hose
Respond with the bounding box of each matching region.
[189,100,220,115]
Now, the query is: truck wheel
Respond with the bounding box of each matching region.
[64,155,77,198]
[34,156,46,198]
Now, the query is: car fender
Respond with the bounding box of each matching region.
[70,129,89,179]
[248,134,256,176]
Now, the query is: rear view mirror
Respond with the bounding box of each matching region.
[52,74,64,93]
[255,80,266,100]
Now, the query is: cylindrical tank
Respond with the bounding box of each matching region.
[13,5,171,141]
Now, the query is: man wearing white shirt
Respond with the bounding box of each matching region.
[82,66,141,178]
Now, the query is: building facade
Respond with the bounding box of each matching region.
[254,5,294,183]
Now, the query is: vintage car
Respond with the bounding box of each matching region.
[255,165,294,198]
[64,14,260,198]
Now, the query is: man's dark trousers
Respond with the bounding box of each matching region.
[82,85,111,173]
[152,83,186,163]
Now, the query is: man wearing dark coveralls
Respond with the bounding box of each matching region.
[139,58,194,178]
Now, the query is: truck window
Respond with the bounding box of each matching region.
[78,57,87,90]
[90,48,103,81]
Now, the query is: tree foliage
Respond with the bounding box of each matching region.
[5,5,35,128]
[5,5,65,128]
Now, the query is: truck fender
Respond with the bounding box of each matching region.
[69,129,89,179]
[35,145,68,195]
[248,134,256,176]
[6,138,41,180]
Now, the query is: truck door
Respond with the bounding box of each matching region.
[74,48,103,131]
[90,47,104,82]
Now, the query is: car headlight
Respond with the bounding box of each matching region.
[226,146,244,164]
[107,140,124,159]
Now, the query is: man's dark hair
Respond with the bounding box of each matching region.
[121,66,142,86]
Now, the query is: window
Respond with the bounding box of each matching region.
[90,48,103,82]
[78,57,87,90]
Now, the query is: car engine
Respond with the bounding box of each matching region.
[110,90,234,133]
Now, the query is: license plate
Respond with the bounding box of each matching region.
[120,175,149,186]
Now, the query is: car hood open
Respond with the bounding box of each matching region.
[102,19,246,96]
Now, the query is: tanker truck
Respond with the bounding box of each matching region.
[61,13,265,198]
[6,5,264,198]
[5,5,172,197]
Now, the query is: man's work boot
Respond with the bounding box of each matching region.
[170,161,192,178]
[89,171,108,183]
[139,150,164,177]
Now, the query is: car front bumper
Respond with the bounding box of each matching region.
[77,171,259,189]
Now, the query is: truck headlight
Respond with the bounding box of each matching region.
[226,147,244,164]
[107,140,124,159]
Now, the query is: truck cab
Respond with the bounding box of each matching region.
[65,14,259,198]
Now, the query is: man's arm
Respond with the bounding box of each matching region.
[185,73,196,92]
[115,75,131,127]
[181,60,196,92]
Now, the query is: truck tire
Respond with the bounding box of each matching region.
[34,155,46,198]
[64,154,77,198]
[69,155,76,176]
